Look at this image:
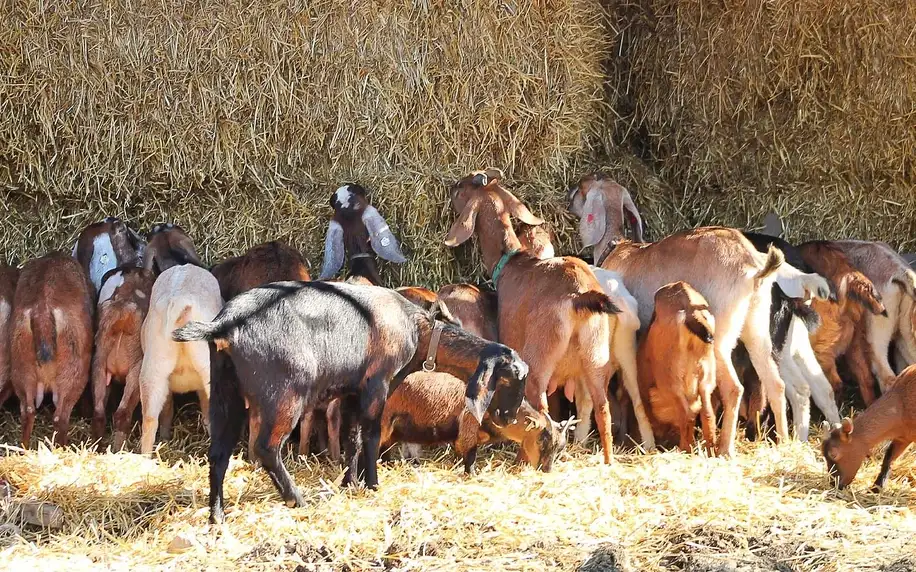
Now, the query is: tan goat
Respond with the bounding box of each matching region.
[444,169,655,462]
[637,282,717,453]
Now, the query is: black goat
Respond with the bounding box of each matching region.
[173,280,528,523]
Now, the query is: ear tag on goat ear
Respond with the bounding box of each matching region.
[587,214,595,224]
[100,253,110,264]
[381,236,391,247]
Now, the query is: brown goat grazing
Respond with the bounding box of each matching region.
[444,169,655,461]
[72,217,145,297]
[798,241,886,405]
[11,253,94,447]
[318,184,406,284]
[380,371,568,473]
[437,284,499,342]
[0,262,20,406]
[822,365,916,490]
[91,266,156,450]
[143,224,203,275]
[569,175,830,456]
[210,241,311,301]
[637,282,717,453]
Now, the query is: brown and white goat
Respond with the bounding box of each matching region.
[569,175,830,455]
[91,266,156,450]
[138,263,223,453]
[827,240,916,392]
[637,282,717,453]
[0,262,20,406]
[822,364,916,490]
[444,169,655,461]
[318,184,406,284]
[380,371,568,473]
[72,217,145,297]
[798,241,887,405]
[11,253,94,447]
[143,224,203,275]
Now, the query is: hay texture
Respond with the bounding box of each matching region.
[0,0,606,285]
[611,0,916,246]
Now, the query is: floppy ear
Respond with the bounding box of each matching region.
[578,188,606,247]
[484,167,504,182]
[445,196,480,247]
[495,187,544,226]
[71,240,79,258]
[465,358,497,425]
[685,311,714,344]
[840,417,854,441]
[318,220,345,280]
[362,205,407,263]
[621,188,644,242]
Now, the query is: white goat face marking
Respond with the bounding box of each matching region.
[335,185,353,209]
[52,308,67,330]
[89,233,117,292]
[98,271,124,305]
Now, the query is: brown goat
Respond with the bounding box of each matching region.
[0,262,20,406]
[822,365,916,490]
[91,266,156,450]
[11,253,94,447]
[380,371,567,473]
[798,241,886,405]
[437,284,499,342]
[395,286,439,310]
[444,169,655,462]
[72,217,145,297]
[143,224,203,275]
[637,282,717,453]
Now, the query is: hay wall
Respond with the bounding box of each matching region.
[611,0,916,247]
[0,0,607,286]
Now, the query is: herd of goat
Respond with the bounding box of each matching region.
[0,169,915,525]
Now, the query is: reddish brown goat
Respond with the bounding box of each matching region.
[798,241,886,405]
[143,224,203,275]
[444,169,654,462]
[436,284,499,342]
[822,364,916,490]
[11,253,94,447]
[380,371,567,473]
[0,262,20,406]
[637,282,717,453]
[91,266,156,450]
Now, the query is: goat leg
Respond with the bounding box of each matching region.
[871,439,911,492]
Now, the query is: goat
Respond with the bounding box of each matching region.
[637,282,717,453]
[798,241,887,405]
[822,364,916,490]
[72,217,145,297]
[825,240,916,392]
[568,175,829,455]
[210,241,316,459]
[91,266,156,450]
[741,232,842,441]
[142,224,203,275]
[138,263,223,453]
[514,219,647,445]
[318,184,406,284]
[10,253,94,447]
[437,284,499,342]
[172,280,528,523]
[444,169,655,461]
[0,262,20,407]
[380,371,568,473]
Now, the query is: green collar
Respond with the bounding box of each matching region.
[491,249,521,287]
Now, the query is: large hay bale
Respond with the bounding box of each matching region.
[613,0,916,247]
[0,0,607,286]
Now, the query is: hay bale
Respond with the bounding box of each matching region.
[612,0,916,247]
[0,0,608,287]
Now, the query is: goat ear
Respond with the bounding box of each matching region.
[495,187,544,226]
[431,300,462,328]
[484,167,504,182]
[362,206,407,263]
[465,359,497,425]
[318,220,346,280]
[445,197,480,247]
[578,188,606,247]
[71,240,79,258]
[685,311,714,344]
[621,188,644,242]
[840,417,854,439]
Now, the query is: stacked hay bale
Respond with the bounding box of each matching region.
[610,0,916,246]
[0,0,607,285]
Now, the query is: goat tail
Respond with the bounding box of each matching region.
[754,245,784,284]
[892,268,916,301]
[844,272,886,316]
[572,290,620,315]
[30,308,57,365]
[172,320,221,343]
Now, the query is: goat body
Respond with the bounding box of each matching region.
[11,253,94,447]
[0,263,20,407]
[143,224,203,275]
[436,284,499,342]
